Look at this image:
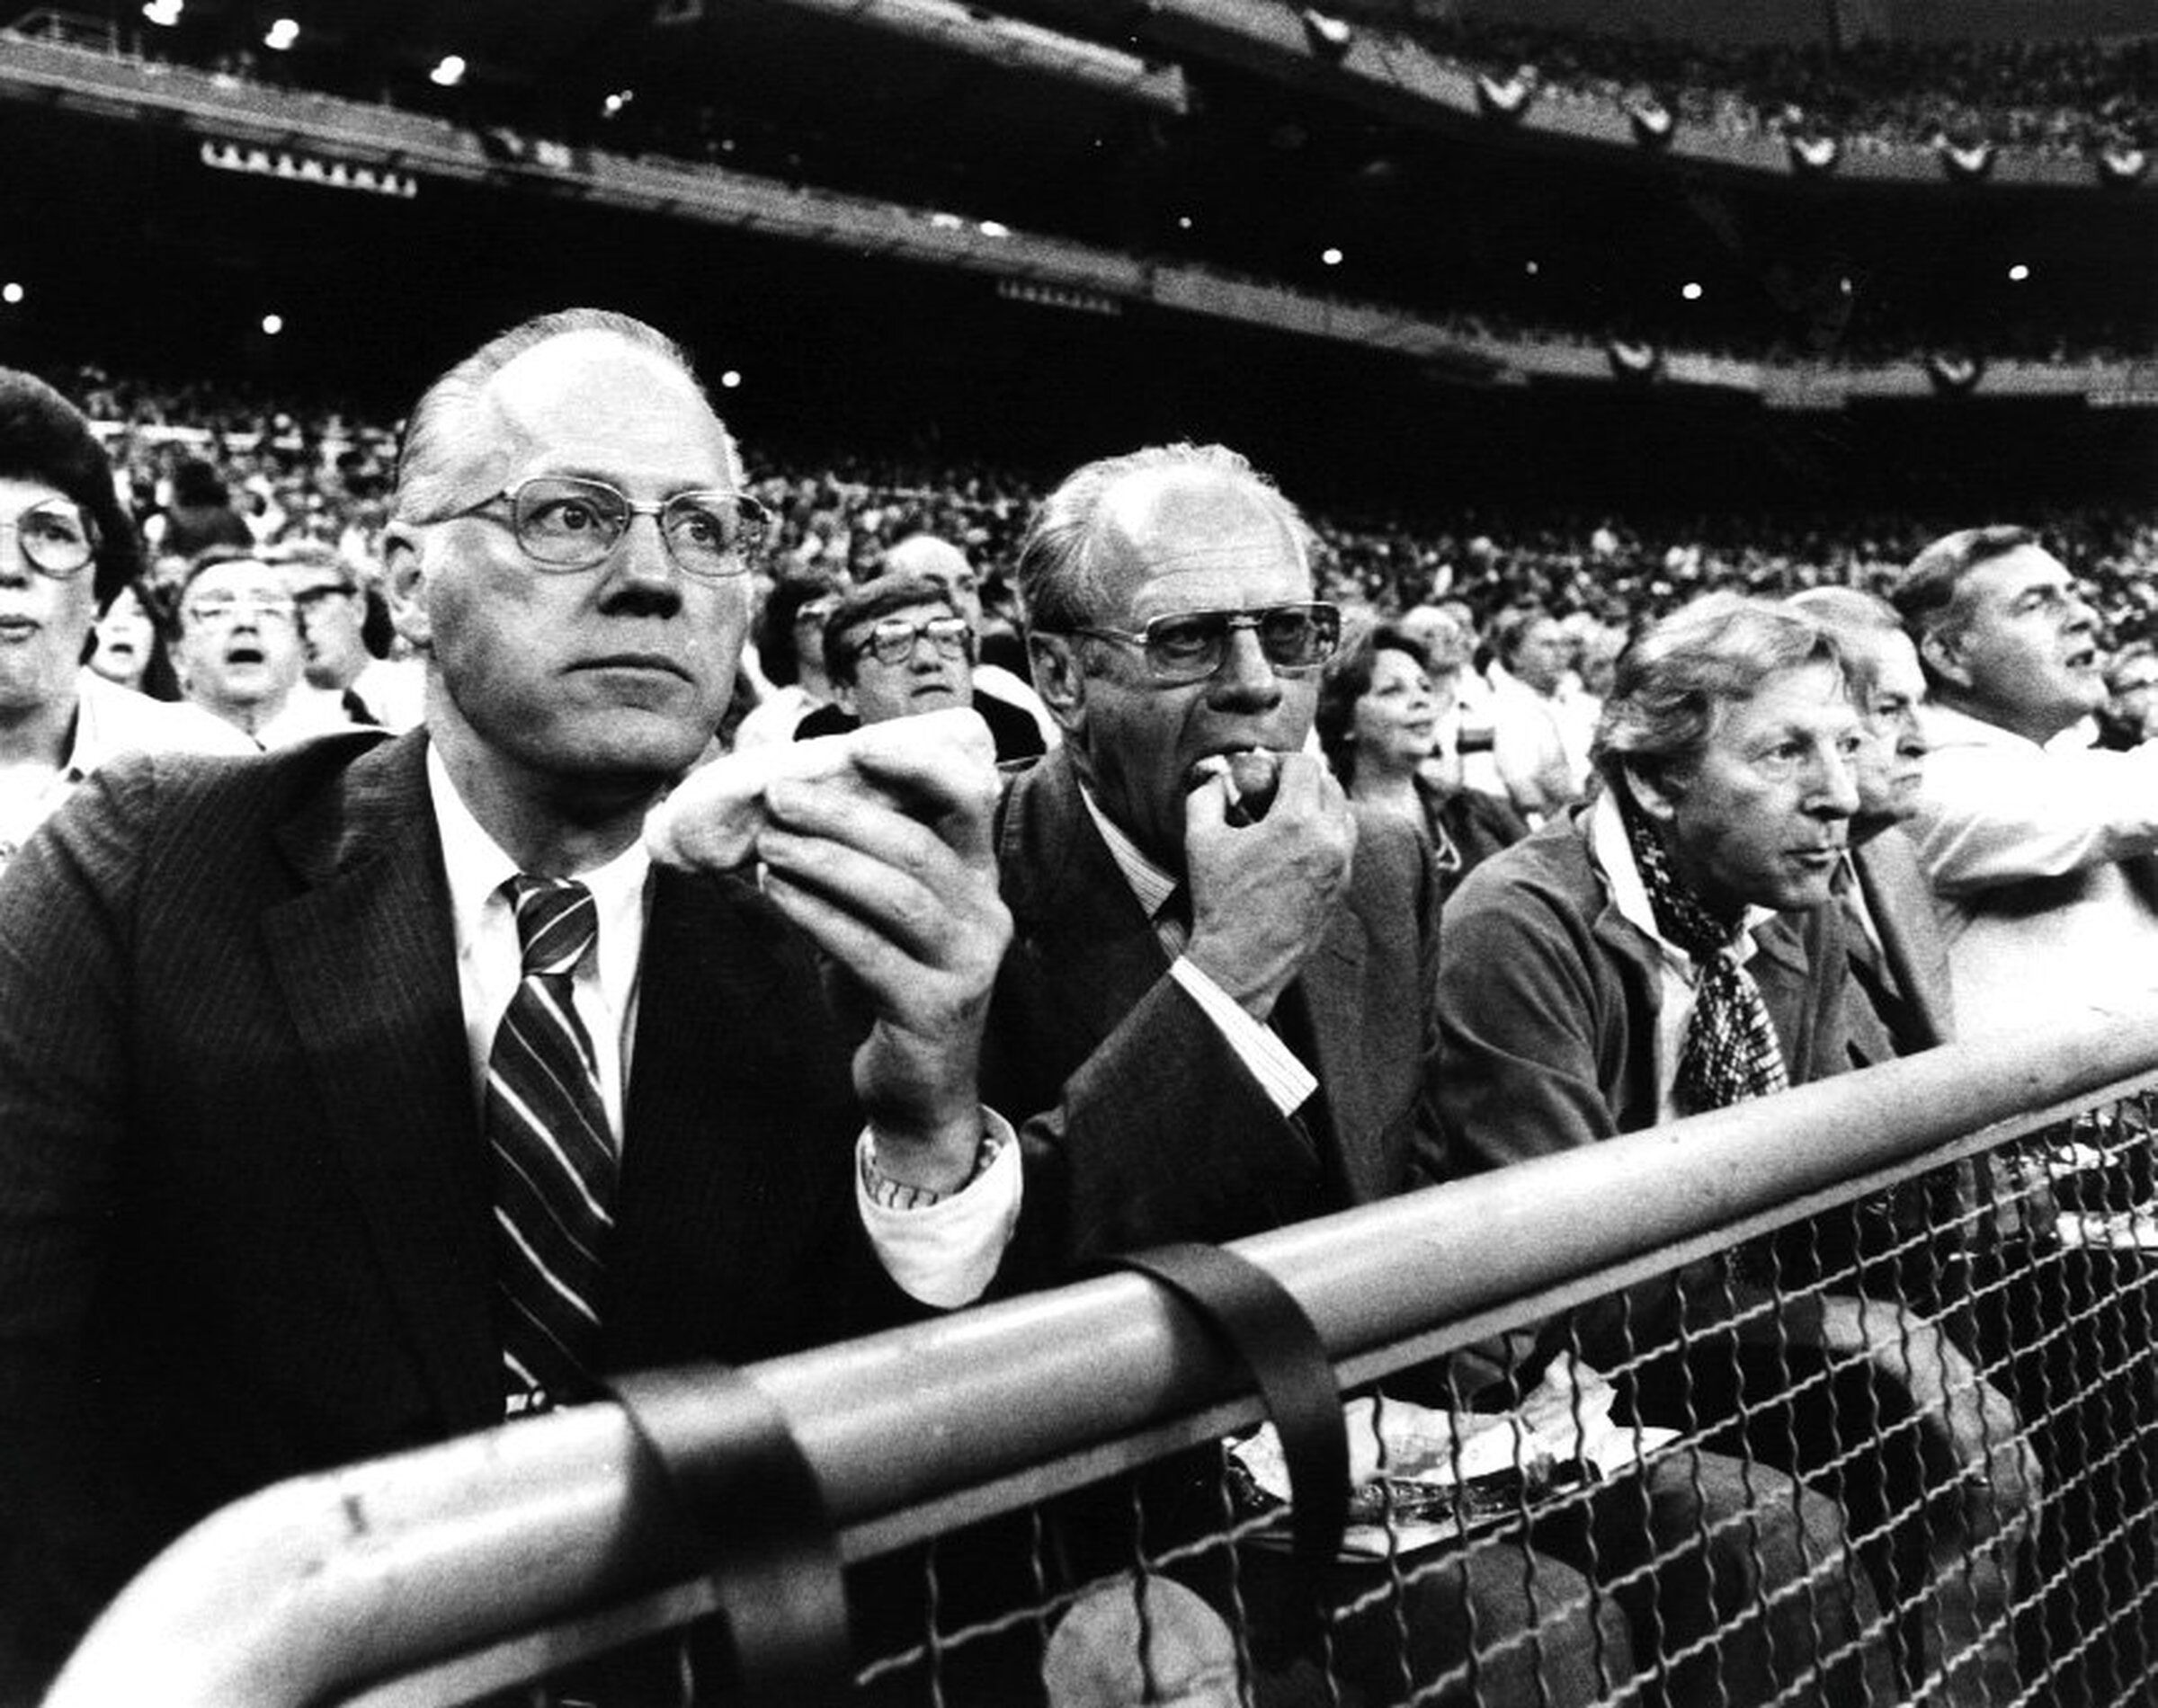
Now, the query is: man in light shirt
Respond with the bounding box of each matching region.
[1890,524,2158,1037]
[1486,604,1592,824]
[0,309,1016,1693]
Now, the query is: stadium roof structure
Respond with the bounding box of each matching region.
[1,0,2151,437]
[11,0,1188,202]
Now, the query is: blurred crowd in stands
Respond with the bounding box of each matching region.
[140,6,2155,165]
[61,367,2158,705]
[1404,21,2155,158]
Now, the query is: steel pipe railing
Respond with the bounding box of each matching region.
[44,995,2158,1708]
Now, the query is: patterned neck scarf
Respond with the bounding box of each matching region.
[1618,788,1789,1116]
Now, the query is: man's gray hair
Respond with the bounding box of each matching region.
[1014,442,1309,637]
[1787,584,1903,707]
[392,308,732,522]
[1593,593,1843,787]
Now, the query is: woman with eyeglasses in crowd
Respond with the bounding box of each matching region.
[0,369,254,871]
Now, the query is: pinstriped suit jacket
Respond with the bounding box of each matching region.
[0,729,905,1677]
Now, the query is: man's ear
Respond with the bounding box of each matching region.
[1028,632,1088,734]
[1622,757,1684,824]
[833,678,859,717]
[381,526,432,654]
[1917,623,1973,693]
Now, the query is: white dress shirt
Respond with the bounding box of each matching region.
[425,746,1018,1306]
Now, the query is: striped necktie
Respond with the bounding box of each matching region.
[486,875,614,1412]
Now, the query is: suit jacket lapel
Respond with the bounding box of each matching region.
[1288,901,1378,1200]
[996,751,1177,1071]
[263,732,501,1433]
[607,867,805,1362]
[1856,833,1954,1050]
[998,751,1374,1196]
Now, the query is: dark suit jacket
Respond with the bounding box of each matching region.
[0,731,908,1676]
[1844,827,1957,1063]
[985,746,1441,1268]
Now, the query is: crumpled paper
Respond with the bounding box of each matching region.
[1230,1354,1679,1557]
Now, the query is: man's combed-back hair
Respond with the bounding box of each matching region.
[1889,525,2043,652]
[1787,584,1904,708]
[393,308,727,523]
[0,367,144,607]
[1014,441,1310,641]
[1592,592,1843,788]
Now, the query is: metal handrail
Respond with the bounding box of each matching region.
[45,995,2158,1707]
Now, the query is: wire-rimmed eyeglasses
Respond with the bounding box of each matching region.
[442,476,771,581]
[0,499,98,580]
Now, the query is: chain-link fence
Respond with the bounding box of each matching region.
[46,1009,2158,1708]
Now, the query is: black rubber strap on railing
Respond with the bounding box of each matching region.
[1096,1242,1347,1629]
[608,1363,852,1707]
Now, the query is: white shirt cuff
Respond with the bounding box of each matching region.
[1168,956,1318,1116]
[858,1111,1021,1308]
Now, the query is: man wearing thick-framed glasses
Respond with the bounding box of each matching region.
[819,573,978,731]
[0,309,1017,1692]
[168,545,309,744]
[976,442,1623,1704]
[807,572,1049,764]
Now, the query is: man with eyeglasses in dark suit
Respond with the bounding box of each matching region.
[973,441,1635,1706]
[0,308,1017,1695]
[980,445,1888,1708]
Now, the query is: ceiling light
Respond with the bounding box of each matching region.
[263,18,299,49]
[261,314,284,335]
[141,0,183,25]
[2008,262,2030,282]
[430,54,467,87]
[1320,246,1343,267]
[1681,280,1704,301]
[1,283,22,306]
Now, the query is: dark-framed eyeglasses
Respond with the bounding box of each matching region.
[1,498,99,579]
[445,475,771,581]
[291,582,357,609]
[1051,602,1342,687]
[846,614,976,668]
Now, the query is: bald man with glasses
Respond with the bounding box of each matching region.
[0,310,1016,1691]
[974,443,1635,1706]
